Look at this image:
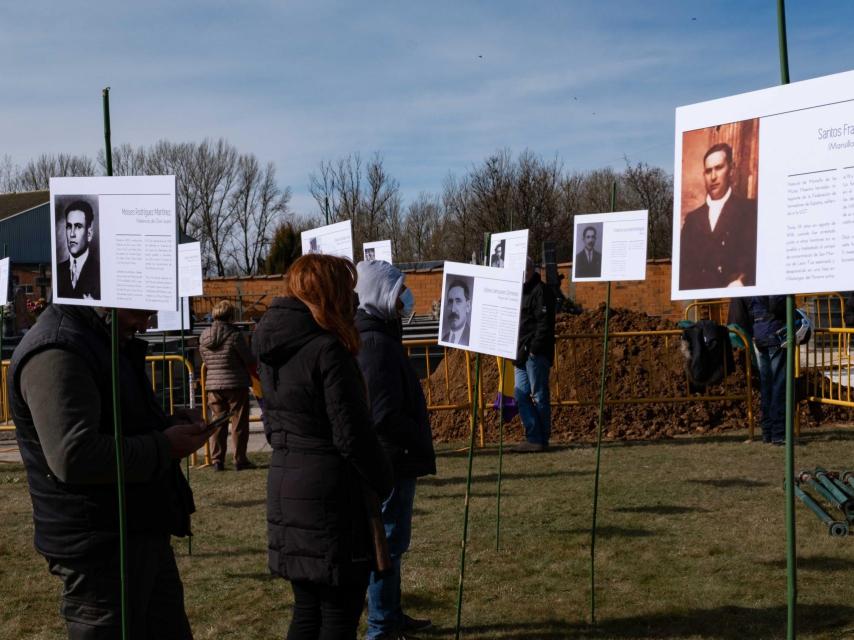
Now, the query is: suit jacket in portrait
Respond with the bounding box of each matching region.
[574,249,602,278]
[490,254,504,268]
[442,322,471,347]
[679,195,757,290]
[57,255,101,300]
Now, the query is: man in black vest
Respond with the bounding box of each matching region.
[11,304,213,639]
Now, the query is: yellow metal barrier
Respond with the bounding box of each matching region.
[797,292,845,329]
[798,326,854,409]
[683,299,730,324]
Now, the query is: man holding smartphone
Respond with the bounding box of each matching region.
[11,304,212,639]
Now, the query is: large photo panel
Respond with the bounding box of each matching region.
[50,176,178,311]
[572,211,648,282]
[672,69,854,300]
[437,261,523,360]
[301,220,354,260]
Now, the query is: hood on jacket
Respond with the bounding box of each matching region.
[253,297,327,367]
[200,320,236,350]
[355,260,404,322]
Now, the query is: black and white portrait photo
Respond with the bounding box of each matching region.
[441,275,474,347]
[364,247,376,261]
[490,240,506,268]
[54,195,101,300]
[574,222,603,278]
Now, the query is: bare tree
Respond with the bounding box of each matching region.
[623,158,673,258]
[0,155,20,192]
[190,139,238,276]
[229,155,290,275]
[399,193,443,262]
[96,143,147,176]
[308,152,401,254]
[17,153,95,190]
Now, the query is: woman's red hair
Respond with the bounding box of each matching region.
[285,254,360,354]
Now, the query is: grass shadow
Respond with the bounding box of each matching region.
[179,547,263,559]
[420,469,589,487]
[459,603,854,638]
[760,555,854,572]
[561,525,654,538]
[612,505,709,515]
[687,478,770,488]
[436,444,574,458]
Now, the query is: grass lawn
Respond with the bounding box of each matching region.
[2,426,854,639]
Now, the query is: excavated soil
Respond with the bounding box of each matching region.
[425,305,843,443]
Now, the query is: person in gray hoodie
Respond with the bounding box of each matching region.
[355,260,436,640]
[199,300,256,470]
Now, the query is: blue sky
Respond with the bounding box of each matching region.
[2,1,854,215]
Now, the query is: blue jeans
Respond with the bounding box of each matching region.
[514,355,552,446]
[366,477,417,639]
[756,345,786,442]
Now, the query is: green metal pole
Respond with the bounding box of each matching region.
[794,485,848,537]
[179,295,192,555]
[777,2,796,637]
[590,181,617,625]
[495,213,515,550]
[455,353,481,640]
[495,357,506,551]
[103,86,128,640]
[161,330,167,411]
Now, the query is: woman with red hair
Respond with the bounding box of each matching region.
[253,254,392,639]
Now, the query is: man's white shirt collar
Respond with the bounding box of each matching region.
[70,248,90,282]
[706,187,732,233]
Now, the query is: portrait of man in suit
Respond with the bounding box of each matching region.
[679,140,757,290]
[56,198,101,300]
[364,247,376,261]
[441,276,473,346]
[574,224,602,278]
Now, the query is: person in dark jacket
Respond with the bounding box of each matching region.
[513,258,556,452]
[748,296,787,444]
[199,300,256,471]
[10,304,212,639]
[253,255,393,640]
[354,260,436,640]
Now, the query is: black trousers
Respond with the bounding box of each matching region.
[287,579,368,640]
[47,535,192,640]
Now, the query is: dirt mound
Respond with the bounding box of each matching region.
[424,305,829,443]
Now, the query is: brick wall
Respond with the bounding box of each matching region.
[197,260,688,322]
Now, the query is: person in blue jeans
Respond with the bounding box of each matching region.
[355,260,437,639]
[513,258,556,453]
[748,296,787,444]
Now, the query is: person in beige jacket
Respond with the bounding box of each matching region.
[200,300,256,470]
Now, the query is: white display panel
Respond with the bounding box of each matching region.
[572,211,648,282]
[672,69,854,300]
[50,176,178,311]
[488,229,529,278]
[301,220,354,260]
[178,242,203,297]
[147,298,191,332]
[437,261,523,360]
[0,258,9,306]
[363,239,393,263]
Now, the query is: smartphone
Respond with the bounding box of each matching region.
[206,412,234,431]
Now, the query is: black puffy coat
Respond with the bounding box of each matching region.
[253,297,393,586]
[514,272,556,367]
[355,310,436,480]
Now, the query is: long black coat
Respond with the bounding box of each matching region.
[355,310,436,480]
[253,297,393,586]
